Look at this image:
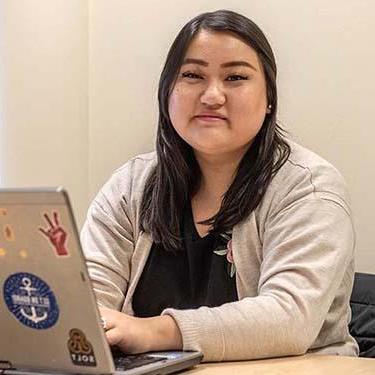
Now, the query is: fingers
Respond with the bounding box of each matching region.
[98,308,147,354]
[98,308,132,352]
[105,328,140,354]
[101,317,115,331]
[99,307,116,331]
[38,227,49,237]
[53,211,59,226]
[105,328,121,346]
[44,213,55,228]
[43,212,61,229]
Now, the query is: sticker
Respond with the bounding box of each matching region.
[3,272,59,329]
[39,212,69,256]
[0,248,6,257]
[67,329,97,367]
[0,208,7,216]
[19,249,28,258]
[4,225,15,241]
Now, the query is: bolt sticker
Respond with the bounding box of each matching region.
[3,272,59,329]
[67,329,97,367]
[39,212,69,256]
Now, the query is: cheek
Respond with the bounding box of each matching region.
[234,86,267,120]
[168,91,178,118]
[168,86,195,129]
[168,89,184,125]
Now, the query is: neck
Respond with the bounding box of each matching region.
[194,146,249,201]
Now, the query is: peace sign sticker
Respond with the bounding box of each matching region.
[39,211,69,257]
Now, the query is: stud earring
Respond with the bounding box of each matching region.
[266,104,272,114]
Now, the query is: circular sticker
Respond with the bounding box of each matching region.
[3,272,59,329]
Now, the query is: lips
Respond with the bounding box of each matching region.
[195,113,227,120]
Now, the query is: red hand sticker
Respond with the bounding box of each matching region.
[39,212,69,256]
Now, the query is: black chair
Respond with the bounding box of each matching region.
[349,272,375,357]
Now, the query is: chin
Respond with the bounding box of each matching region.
[192,145,236,156]
[191,141,253,158]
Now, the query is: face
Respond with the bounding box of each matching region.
[168,30,269,158]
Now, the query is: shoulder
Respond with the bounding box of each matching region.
[90,152,156,222]
[114,151,157,179]
[261,140,351,216]
[101,151,157,198]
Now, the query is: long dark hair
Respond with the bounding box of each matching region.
[140,9,290,251]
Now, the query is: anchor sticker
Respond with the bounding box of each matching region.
[19,277,48,324]
[3,272,59,329]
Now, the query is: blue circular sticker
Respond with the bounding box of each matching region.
[3,272,59,330]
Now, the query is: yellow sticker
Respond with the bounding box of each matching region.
[0,248,6,257]
[19,249,28,258]
[4,225,15,242]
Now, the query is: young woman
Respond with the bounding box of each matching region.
[81,10,358,361]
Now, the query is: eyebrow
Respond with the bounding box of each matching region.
[182,58,258,71]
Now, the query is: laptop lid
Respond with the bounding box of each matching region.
[0,188,202,375]
[0,188,115,374]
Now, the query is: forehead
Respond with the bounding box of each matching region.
[184,30,261,68]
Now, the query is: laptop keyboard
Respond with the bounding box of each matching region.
[113,353,166,371]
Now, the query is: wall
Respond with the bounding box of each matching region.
[0,0,6,182]
[1,0,374,272]
[88,0,375,272]
[1,0,89,226]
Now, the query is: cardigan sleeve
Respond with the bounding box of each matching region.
[80,171,135,311]
[162,196,355,361]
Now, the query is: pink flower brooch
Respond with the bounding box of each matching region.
[213,232,236,278]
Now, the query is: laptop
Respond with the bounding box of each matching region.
[0,188,203,375]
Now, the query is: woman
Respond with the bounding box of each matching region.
[81,10,358,361]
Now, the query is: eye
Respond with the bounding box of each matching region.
[226,75,249,81]
[181,72,203,80]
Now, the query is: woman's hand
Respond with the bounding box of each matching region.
[99,307,183,354]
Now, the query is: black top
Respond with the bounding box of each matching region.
[132,204,238,317]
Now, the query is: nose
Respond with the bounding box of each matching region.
[200,80,226,107]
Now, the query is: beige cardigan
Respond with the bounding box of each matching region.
[81,141,359,361]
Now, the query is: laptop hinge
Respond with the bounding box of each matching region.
[0,361,13,370]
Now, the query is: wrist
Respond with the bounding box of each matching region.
[149,315,183,351]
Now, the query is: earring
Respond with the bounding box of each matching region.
[266,104,272,114]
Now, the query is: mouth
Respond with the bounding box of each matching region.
[194,115,227,122]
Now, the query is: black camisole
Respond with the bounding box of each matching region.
[132,204,238,317]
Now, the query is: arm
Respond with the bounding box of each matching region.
[162,197,355,361]
[80,158,183,354]
[80,173,135,310]
[81,190,183,354]
[99,307,182,354]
